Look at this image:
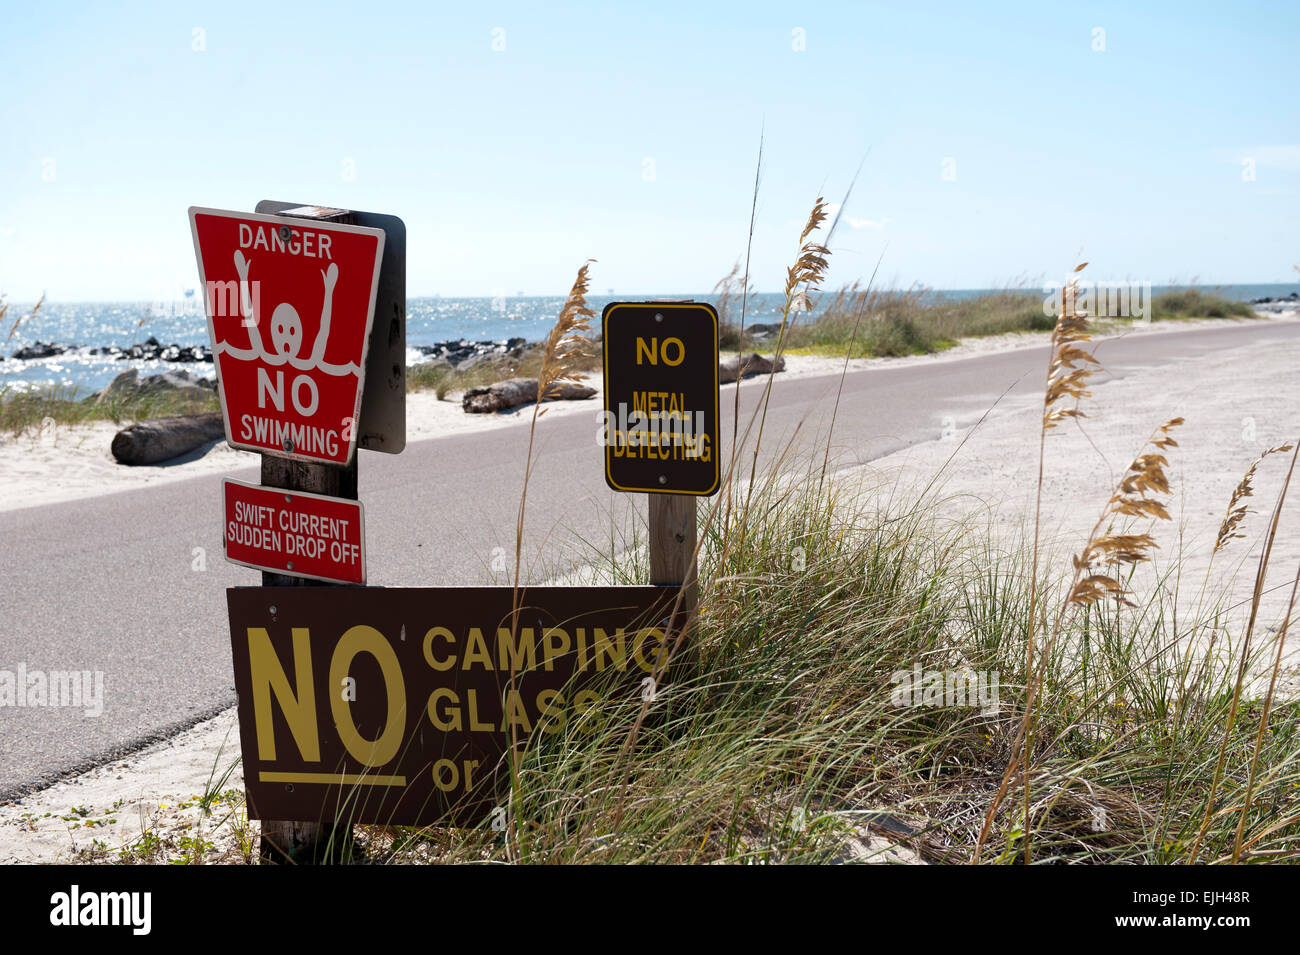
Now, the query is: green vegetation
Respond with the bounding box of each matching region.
[713,276,1260,360]
[360,211,1298,864]
[788,286,1051,358]
[0,383,220,438]
[1152,288,1256,319]
[354,476,1297,863]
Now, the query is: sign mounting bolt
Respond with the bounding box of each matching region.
[658,475,667,485]
[283,439,294,453]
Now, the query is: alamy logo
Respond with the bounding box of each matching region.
[890,665,999,715]
[49,885,151,935]
[0,665,103,717]
[1042,279,1152,324]
[596,403,710,460]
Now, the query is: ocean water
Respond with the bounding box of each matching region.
[2,284,1295,396]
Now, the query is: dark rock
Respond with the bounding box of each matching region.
[115,340,211,362]
[744,323,781,340]
[415,337,537,368]
[95,368,216,403]
[719,353,786,384]
[11,341,68,360]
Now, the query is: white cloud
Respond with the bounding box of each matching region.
[826,203,890,230]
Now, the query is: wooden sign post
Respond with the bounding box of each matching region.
[257,206,357,864]
[192,201,403,863]
[649,494,697,617]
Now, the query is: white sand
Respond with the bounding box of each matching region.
[842,313,1300,684]
[0,708,247,863]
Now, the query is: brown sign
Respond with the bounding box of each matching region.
[602,302,720,496]
[227,585,683,827]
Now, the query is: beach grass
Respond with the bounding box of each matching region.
[1152,287,1256,320]
[335,459,1297,864]
[0,383,220,438]
[361,213,1299,865]
[77,453,1300,864]
[714,281,1262,360]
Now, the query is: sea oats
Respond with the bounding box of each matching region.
[1043,265,1102,430]
[1068,417,1183,607]
[1214,444,1295,553]
[537,260,596,402]
[747,198,834,498]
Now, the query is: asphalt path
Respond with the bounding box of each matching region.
[3,319,1298,797]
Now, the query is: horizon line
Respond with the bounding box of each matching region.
[5,279,1298,307]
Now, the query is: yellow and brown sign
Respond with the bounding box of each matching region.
[602,301,720,495]
[227,585,681,827]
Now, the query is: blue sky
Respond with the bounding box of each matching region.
[1,0,1296,301]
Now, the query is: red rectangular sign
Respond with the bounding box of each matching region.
[222,479,366,585]
[189,207,385,465]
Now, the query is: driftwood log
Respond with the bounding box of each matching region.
[462,377,597,414]
[719,353,786,384]
[111,412,226,465]
[461,353,785,415]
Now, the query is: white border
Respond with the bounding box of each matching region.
[188,206,386,466]
[222,478,367,585]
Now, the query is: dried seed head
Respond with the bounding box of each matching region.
[538,260,596,402]
[799,198,830,246]
[1214,443,1295,553]
[1043,264,1102,431]
[1069,418,1183,606]
[783,198,833,301]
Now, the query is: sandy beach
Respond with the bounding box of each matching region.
[851,316,1300,671]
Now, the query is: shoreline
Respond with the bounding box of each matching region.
[2,310,1297,514]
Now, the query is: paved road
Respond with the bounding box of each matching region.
[3,319,1297,797]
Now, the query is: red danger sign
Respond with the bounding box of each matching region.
[223,479,366,585]
[190,207,385,465]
